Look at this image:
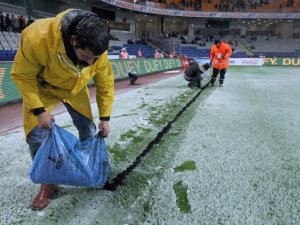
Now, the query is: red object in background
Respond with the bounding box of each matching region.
[181,58,190,69]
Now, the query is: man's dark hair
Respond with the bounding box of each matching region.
[214,37,221,45]
[71,11,110,56]
[203,63,210,70]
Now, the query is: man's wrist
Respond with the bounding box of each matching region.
[100,116,110,121]
[32,107,46,116]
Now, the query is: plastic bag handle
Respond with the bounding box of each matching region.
[49,121,64,170]
[97,130,106,138]
[50,121,56,128]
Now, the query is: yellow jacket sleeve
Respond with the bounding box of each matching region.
[93,53,114,119]
[10,33,45,112]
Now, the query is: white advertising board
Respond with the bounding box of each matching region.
[195,58,263,66]
[229,58,263,66]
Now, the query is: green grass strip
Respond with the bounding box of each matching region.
[174,160,197,172]
[173,181,191,214]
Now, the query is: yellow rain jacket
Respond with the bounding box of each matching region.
[10,10,114,139]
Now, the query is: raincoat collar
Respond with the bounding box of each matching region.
[60,9,80,64]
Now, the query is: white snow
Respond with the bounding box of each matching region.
[0,67,300,224]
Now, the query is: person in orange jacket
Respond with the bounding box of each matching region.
[209,37,232,87]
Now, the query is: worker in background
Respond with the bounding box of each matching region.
[209,37,232,87]
[184,62,210,89]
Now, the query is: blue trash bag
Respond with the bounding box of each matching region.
[29,122,110,187]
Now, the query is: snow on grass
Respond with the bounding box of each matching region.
[135,67,300,225]
[0,67,300,224]
[0,72,201,224]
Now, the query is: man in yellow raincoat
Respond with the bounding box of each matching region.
[10,9,114,210]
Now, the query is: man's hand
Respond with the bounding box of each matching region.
[37,111,55,129]
[98,121,110,138]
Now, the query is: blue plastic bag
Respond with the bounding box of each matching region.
[29,122,110,187]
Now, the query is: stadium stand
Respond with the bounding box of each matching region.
[239,35,300,57]
[0,31,19,61]
[161,35,250,58]
[0,0,300,60]
[109,30,156,58]
[110,44,156,58]
[1,29,299,60]
[110,30,137,43]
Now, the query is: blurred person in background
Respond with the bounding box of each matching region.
[11,14,19,32]
[11,9,114,210]
[128,68,138,85]
[120,47,129,59]
[160,51,164,58]
[26,16,35,27]
[0,12,4,31]
[137,48,142,58]
[209,37,232,87]
[154,49,160,58]
[184,62,210,89]
[18,15,26,31]
[5,14,12,32]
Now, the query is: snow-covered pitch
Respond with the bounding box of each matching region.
[0,66,299,224]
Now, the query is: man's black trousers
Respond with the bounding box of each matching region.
[210,68,226,84]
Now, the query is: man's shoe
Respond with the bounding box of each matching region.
[31,184,58,210]
[218,83,223,87]
[187,83,194,89]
